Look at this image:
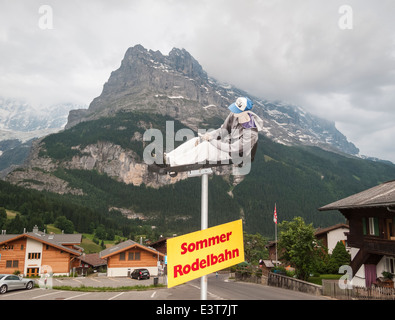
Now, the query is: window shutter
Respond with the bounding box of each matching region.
[374,217,379,236]
[362,217,367,235]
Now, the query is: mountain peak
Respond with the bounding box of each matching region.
[65,44,358,157]
[66,44,224,129]
[168,47,207,80]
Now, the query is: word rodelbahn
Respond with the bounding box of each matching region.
[174,231,240,279]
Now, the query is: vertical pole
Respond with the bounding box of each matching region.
[274,203,278,267]
[201,173,208,300]
[275,221,278,266]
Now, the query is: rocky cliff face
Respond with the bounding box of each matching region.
[66,45,230,131]
[5,139,85,195]
[64,140,188,187]
[5,137,188,193]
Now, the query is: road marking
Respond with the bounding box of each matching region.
[151,291,156,298]
[72,278,83,284]
[108,292,124,300]
[64,292,91,300]
[187,283,224,300]
[31,290,62,299]
[0,289,33,297]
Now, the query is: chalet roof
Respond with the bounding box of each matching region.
[99,239,165,259]
[262,260,275,268]
[319,180,395,211]
[314,223,349,237]
[150,237,169,246]
[0,231,82,256]
[79,253,107,267]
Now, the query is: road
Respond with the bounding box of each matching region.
[0,273,328,301]
[0,274,334,318]
[165,274,328,300]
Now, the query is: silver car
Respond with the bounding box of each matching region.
[0,274,34,294]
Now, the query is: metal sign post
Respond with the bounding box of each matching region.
[200,172,208,300]
[188,168,212,300]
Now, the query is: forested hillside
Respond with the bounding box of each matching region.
[2,111,395,240]
[233,136,395,236]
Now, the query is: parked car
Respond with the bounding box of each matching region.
[0,274,34,294]
[130,268,150,280]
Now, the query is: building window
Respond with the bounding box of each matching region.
[27,268,39,277]
[363,217,379,236]
[6,260,18,268]
[28,252,41,259]
[127,252,141,260]
[368,218,375,235]
[386,257,395,274]
[119,252,125,261]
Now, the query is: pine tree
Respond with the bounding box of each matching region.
[328,241,351,274]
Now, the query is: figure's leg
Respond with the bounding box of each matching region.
[166,138,231,167]
[166,137,200,166]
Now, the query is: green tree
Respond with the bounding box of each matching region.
[327,241,351,274]
[4,213,28,234]
[0,207,6,229]
[312,241,330,274]
[95,224,107,240]
[243,233,268,264]
[278,216,318,281]
[54,215,75,234]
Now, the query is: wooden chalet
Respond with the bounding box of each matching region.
[0,225,82,277]
[76,253,107,275]
[314,223,349,254]
[319,180,395,287]
[149,236,168,255]
[99,239,165,277]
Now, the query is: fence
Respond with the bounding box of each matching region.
[267,272,322,296]
[235,269,395,300]
[234,266,262,284]
[322,280,395,300]
[234,268,322,295]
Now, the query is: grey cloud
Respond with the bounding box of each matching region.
[0,0,394,162]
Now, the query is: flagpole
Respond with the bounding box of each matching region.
[275,218,277,267]
[274,203,278,267]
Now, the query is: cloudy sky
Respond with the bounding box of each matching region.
[1,0,395,163]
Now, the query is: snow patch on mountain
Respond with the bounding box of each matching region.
[0,97,87,142]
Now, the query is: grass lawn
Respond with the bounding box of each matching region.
[5,209,18,219]
[308,274,342,285]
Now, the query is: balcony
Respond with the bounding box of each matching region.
[348,233,395,256]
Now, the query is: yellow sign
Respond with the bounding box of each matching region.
[167,219,244,288]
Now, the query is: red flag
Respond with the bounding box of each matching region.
[273,204,278,224]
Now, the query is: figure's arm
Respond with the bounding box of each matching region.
[202,113,233,141]
[209,137,242,155]
[209,129,258,157]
